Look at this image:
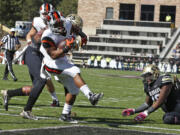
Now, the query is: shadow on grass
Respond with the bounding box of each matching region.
[74,104,125,109]
[75,116,155,127]
[9,103,125,110]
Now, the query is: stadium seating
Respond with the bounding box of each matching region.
[72,19,180,61]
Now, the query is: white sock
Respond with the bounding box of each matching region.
[51,92,59,101]
[62,103,72,114]
[80,84,92,99]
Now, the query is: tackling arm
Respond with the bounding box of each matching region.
[0,41,3,46]
[122,95,152,116]
[26,27,37,45]
[78,30,87,46]
[134,84,172,122]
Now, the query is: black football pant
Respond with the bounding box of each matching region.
[3,50,16,79]
[163,103,180,124]
[24,46,46,111]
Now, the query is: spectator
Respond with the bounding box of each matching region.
[165,14,171,22]
[115,56,120,69]
[106,57,111,68]
[96,55,102,68]
[90,55,95,68]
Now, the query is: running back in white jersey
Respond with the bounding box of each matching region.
[40,28,67,60]
[40,28,80,79]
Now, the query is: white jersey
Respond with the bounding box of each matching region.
[40,28,80,95]
[64,19,72,37]
[33,17,46,32]
[40,28,67,60]
[31,17,47,48]
[40,28,80,77]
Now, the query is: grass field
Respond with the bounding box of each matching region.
[0,64,180,134]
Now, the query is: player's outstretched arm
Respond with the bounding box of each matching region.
[134,84,172,122]
[122,95,151,117]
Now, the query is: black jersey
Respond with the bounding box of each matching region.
[144,74,180,112]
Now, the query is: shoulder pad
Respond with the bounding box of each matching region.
[161,74,172,84]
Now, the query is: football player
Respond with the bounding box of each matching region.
[1,3,59,113]
[122,64,180,124]
[64,14,104,104]
[39,11,103,122]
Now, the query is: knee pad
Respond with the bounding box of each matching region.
[163,112,180,124]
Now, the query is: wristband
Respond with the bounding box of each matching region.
[62,46,70,53]
[143,110,148,116]
[27,39,32,45]
[27,39,31,42]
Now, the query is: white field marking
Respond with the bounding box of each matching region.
[43,91,64,95]
[11,97,26,100]
[105,98,120,102]
[0,112,57,120]
[1,112,180,133]
[0,112,87,123]
[97,85,141,91]
[75,101,89,105]
[120,124,180,132]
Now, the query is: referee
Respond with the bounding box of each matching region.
[0,28,21,81]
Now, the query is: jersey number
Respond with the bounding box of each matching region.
[152,94,159,101]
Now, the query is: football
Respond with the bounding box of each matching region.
[57,40,66,49]
[57,40,66,57]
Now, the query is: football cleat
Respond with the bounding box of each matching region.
[13,77,18,82]
[1,90,10,111]
[89,92,104,106]
[20,110,38,120]
[51,100,60,107]
[2,77,8,80]
[59,114,78,123]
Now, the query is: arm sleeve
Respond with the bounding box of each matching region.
[1,35,8,43]
[41,36,56,48]
[134,102,150,113]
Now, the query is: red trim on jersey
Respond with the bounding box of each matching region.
[44,65,63,74]
[42,40,56,48]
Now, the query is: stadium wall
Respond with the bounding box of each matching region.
[78,0,180,35]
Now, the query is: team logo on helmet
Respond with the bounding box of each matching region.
[66,14,83,29]
[141,64,160,84]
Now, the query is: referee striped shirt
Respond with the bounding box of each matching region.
[1,34,20,51]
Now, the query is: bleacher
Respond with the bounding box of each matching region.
[72,19,177,61]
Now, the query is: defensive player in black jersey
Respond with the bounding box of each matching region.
[122,64,180,124]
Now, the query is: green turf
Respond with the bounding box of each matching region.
[0,64,180,134]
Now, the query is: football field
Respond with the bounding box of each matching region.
[0,64,180,134]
